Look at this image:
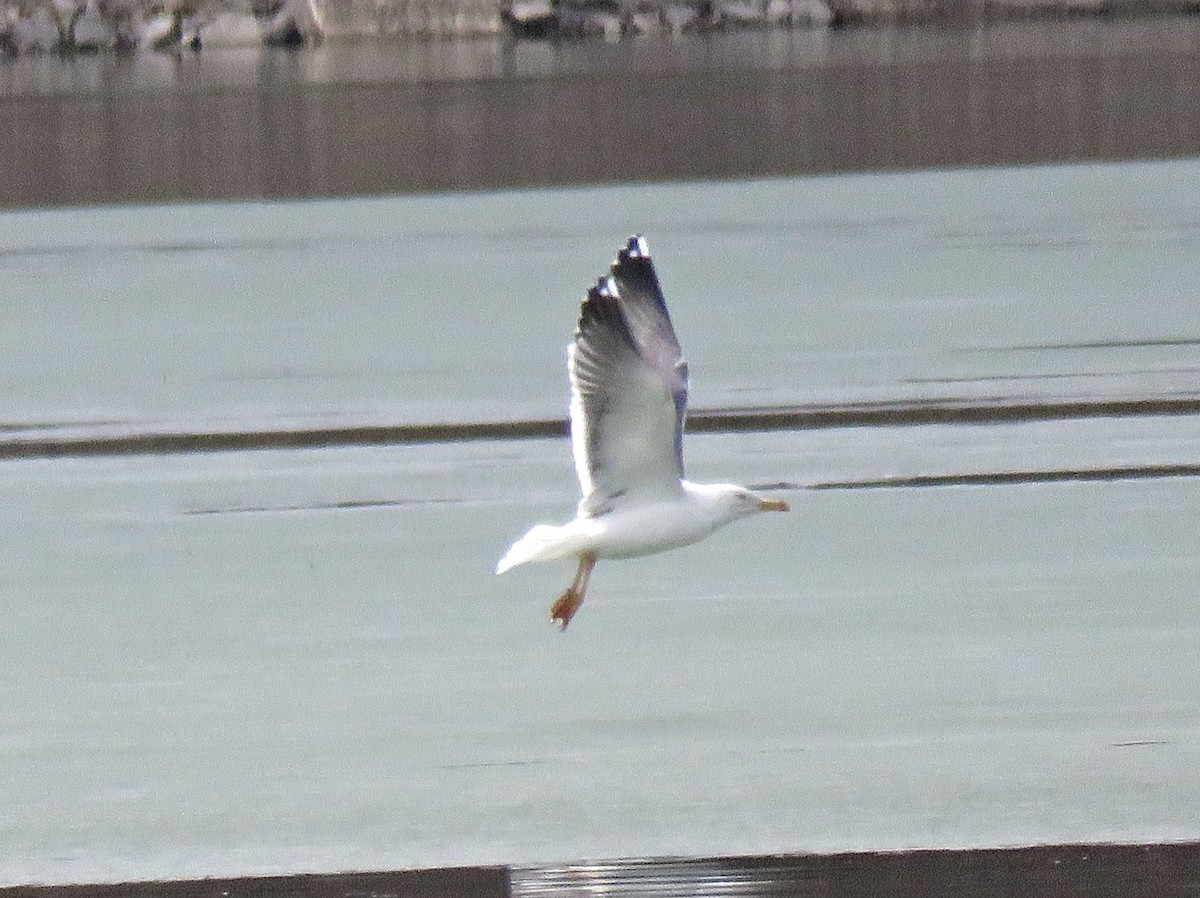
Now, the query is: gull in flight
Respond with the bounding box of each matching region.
[496,235,790,629]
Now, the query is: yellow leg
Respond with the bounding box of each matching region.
[550,553,596,631]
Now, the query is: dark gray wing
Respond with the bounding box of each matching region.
[568,235,690,517]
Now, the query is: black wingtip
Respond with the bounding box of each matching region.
[577,273,635,346]
[618,234,650,263]
[586,275,617,303]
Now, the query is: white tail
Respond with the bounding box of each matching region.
[495,524,570,574]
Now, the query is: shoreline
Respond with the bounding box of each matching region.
[3,842,1199,896]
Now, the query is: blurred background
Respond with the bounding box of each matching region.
[3,0,1200,204]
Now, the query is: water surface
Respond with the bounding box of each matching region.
[1,160,1199,886]
[2,159,1199,445]
[5,16,1200,207]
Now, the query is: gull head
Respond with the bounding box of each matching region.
[692,482,791,523]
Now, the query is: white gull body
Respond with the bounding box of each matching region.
[496,235,789,628]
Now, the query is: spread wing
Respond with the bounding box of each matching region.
[567,235,690,518]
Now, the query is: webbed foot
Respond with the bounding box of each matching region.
[550,588,584,631]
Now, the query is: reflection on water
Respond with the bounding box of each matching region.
[513,856,791,897]
[4,16,1200,96]
[508,844,1200,898]
[4,843,1196,896]
[4,15,1200,206]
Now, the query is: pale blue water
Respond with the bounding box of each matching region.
[3,158,1200,446]
[1,160,1199,886]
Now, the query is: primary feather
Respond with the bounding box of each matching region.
[569,235,689,518]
